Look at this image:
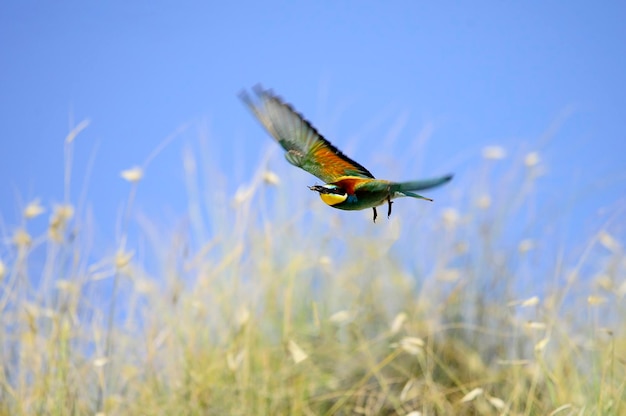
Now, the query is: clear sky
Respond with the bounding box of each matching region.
[1,2,625,255]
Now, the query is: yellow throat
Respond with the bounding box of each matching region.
[319,192,348,206]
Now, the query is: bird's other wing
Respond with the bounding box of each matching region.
[393,174,454,192]
[239,85,374,183]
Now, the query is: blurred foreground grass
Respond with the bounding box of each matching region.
[0,123,624,415]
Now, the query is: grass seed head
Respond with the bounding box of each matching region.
[399,337,425,356]
[287,340,308,364]
[521,296,540,307]
[460,387,483,403]
[390,312,407,334]
[598,231,621,253]
[442,208,460,229]
[329,310,353,325]
[482,146,507,160]
[93,357,109,368]
[13,228,32,248]
[262,170,280,185]
[23,199,45,219]
[587,295,607,306]
[49,204,74,242]
[115,250,134,270]
[120,166,144,183]
[524,151,540,167]
[487,396,506,410]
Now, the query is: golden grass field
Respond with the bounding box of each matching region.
[0,123,624,415]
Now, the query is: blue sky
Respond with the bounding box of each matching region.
[1,2,625,254]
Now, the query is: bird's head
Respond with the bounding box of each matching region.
[308,184,348,206]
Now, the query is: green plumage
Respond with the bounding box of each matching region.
[328,175,454,212]
[240,85,453,222]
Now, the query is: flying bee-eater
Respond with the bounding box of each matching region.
[239,86,453,222]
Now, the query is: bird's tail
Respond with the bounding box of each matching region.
[391,174,453,201]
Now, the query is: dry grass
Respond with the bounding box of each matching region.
[0,124,624,416]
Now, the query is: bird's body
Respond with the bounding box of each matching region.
[240,86,452,222]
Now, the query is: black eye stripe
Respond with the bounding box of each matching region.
[310,185,346,195]
[327,187,345,195]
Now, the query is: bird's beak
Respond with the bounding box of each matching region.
[308,185,324,193]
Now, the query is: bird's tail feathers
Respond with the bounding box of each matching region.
[398,191,433,201]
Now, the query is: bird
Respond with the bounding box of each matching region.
[239,86,453,222]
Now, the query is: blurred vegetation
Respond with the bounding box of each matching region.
[0,122,624,416]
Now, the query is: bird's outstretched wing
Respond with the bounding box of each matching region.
[240,86,374,183]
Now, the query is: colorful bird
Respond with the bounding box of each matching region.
[240,86,453,222]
